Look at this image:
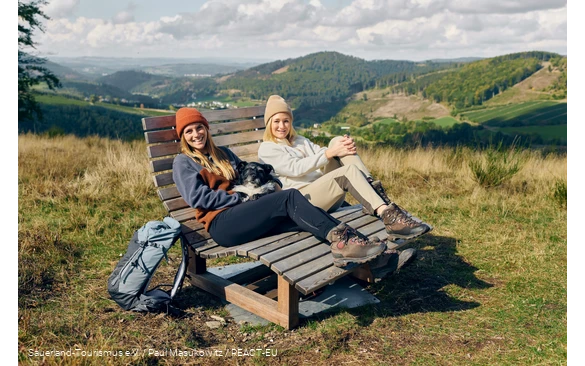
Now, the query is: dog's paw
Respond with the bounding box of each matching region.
[259,181,277,195]
[235,191,249,203]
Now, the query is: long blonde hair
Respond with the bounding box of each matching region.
[263,117,298,146]
[180,128,237,181]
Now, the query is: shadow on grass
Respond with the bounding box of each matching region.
[166,234,492,329]
[302,234,492,327]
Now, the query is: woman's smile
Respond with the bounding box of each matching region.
[183,122,208,153]
[271,112,291,140]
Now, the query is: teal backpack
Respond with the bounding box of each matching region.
[107,217,188,312]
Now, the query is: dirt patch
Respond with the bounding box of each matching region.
[514,62,561,91]
[371,93,451,121]
[216,74,234,83]
[272,65,289,74]
[486,62,564,105]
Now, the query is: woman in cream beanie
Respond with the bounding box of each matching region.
[259,95,432,248]
[264,95,292,126]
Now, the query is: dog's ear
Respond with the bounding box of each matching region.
[236,161,247,173]
[262,163,274,173]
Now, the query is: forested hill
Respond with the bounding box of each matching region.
[391,51,563,109]
[97,70,168,92]
[221,51,462,123]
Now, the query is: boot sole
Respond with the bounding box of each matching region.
[387,224,433,241]
[332,243,387,268]
[373,248,417,283]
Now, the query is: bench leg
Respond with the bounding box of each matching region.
[187,245,206,274]
[277,276,299,329]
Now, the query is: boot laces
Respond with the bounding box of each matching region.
[336,226,369,246]
[369,178,392,205]
[385,204,418,226]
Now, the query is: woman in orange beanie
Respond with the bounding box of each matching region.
[171,107,387,268]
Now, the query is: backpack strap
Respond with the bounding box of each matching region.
[169,233,189,299]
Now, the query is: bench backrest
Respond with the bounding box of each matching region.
[142,105,266,226]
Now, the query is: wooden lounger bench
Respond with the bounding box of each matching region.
[142,106,405,329]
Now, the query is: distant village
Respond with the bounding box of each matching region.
[82,94,234,111]
[172,100,233,110]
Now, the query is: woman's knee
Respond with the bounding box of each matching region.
[276,188,302,200]
[328,135,344,148]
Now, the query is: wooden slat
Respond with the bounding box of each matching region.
[283,251,333,285]
[252,233,314,262]
[229,142,263,156]
[277,245,331,277]
[210,118,265,134]
[201,106,265,122]
[295,263,360,296]
[142,115,176,131]
[180,219,204,233]
[212,130,265,146]
[153,172,174,187]
[158,186,181,201]
[148,141,180,159]
[151,157,174,173]
[164,197,189,212]
[142,106,265,131]
[201,232,299,259]
[170,207,198,222]
[145,129,178,144]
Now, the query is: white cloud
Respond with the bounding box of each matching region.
[42,0,80,19]
[36,0,567,60]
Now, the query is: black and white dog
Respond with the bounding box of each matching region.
[232,161,279,202]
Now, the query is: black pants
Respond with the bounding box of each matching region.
[209,189,341,247]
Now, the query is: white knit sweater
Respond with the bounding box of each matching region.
[258,136,330,190]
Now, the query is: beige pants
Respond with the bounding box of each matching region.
[298,136,385,214]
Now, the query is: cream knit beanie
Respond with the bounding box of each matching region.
[264,95,293,126]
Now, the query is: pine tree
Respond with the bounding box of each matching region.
[18,0,61,123]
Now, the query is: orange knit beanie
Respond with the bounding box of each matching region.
[175,107,209,136]
[264,95,293,126]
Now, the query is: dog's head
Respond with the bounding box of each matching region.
[236,161,274,188]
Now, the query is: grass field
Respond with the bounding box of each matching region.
[460,101,566,126]
[36,94,172,117]
[432,117,460,128]
[18,134,567,365]
[499,125,567,142]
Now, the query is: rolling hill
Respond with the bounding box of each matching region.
[28,50,566,148]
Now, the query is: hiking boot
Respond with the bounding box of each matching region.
[327,223,387,267]
[370,248,418,282]
[381,203,431,240]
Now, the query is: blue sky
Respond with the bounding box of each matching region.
[17,0,568,62]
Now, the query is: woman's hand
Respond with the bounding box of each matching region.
[325,135,357,159]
